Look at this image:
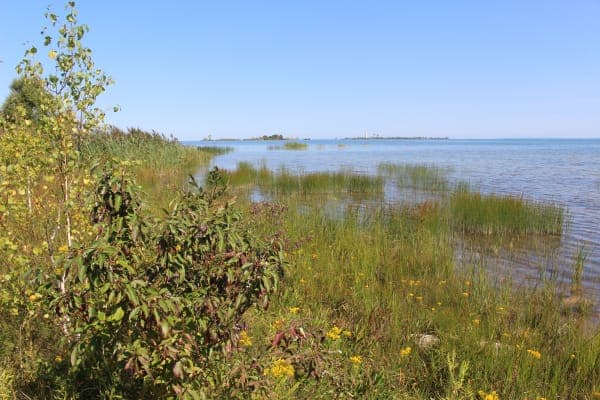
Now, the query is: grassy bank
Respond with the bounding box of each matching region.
[225,163,598,399]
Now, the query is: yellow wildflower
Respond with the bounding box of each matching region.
[58,245,69,253]
[399,346,412,357]
[28,293,42,302]
[478,390,499,400]
[527,349,542,359]
[264,358,294,379]
[342,330,352,338]
[327,326,342,340]
[350,355,362,365]
[472,319,481,325]
[239,330,252,347]
[272,318,286,330]
[289,307,300,314]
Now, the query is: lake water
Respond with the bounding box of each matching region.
[186,138,600,308]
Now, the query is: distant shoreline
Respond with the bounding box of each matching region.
[343,136,449,140]
[200,136,449,142]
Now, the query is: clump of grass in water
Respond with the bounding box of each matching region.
[378,162,450,191]
[223,164,384,197]
[283,141,308,150]
[195,145,233,155]
[449,184,564,237]
[270,168,383,196]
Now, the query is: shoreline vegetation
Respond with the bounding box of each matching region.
[1,3,599,399]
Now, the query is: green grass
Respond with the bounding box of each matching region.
[283,141,308,150]
[224,162,384,198]
[378,162,450,191]
[225,162,597,399]
[449,184,565,237]
[81,127,230,208]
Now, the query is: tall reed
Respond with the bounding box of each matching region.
[449,185,564,237]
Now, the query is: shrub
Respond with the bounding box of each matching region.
[50,168,285,398]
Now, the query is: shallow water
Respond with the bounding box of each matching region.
[187,138,600,308]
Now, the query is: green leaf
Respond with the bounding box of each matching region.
[110,307,124,322]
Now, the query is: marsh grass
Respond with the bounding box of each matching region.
[226,161,597,399]
[283,141,308,150]
[245,195,598,398]
[81,127,229,208]
[378,162,450,191]
[449,185,564,237]
[224,162,384,198]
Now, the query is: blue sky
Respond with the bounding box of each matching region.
[1,1,599,140]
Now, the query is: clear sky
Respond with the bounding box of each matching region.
[1,1,599,140]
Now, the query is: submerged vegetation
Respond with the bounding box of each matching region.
[268,141,308,150]
[449,184,565,237]
[0,2,598,399]
[378,162,450,191]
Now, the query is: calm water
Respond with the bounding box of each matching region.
[186,138,600,305]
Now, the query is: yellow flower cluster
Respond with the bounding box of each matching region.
[289,307,300,314]
[239,330,252,347]
[527,349,542,359]
[350,355,362,365]
[478,390,499,400]
[326,326,342,340]
[272,318,286,330]
[264,358,295,379]
[399,346,412,357]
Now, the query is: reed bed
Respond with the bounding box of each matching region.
[378,162,450,191]
[283,141,308,150]
[81,127,230,210]
[267,142,308,150]
[81,127,230,190]
[224,162,384,197]
[449,185,565,237]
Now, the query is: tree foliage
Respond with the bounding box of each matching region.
[0,77,54,124]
